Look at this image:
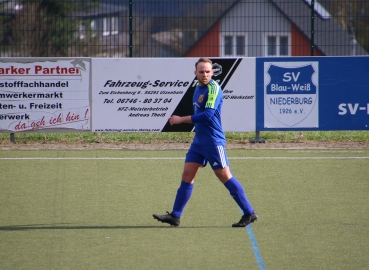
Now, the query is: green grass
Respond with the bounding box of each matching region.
[0,131,368,145]
[0,149,368,270]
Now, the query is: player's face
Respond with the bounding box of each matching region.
[195,62,213,86]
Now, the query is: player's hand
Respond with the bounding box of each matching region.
[169,115,192,125]
[169,115,181,125]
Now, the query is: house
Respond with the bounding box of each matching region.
[0,0,128,57]
[185,0,367,57]
[1,0,367,57]
[1,0,126,37]
[71,3,128,57]
[0,0,22,14]
[117,0,237,57]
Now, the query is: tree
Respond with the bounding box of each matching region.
[7,0,103,57]
[329,0,369,54]
[0,2,13,55]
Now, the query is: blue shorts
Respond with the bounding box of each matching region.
[185,143,229,170]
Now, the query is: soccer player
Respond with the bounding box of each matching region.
[153,58,257,227]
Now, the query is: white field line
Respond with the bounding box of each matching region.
[0,157,369,160]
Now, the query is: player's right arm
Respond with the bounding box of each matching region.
[168,115,192,125]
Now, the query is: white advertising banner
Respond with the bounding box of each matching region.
[91,58,255,132]
[0,58,90,132]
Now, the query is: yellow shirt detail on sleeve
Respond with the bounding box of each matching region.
[205,82,219,109]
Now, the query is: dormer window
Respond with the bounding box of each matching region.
[14,4,23,10]
[103,17,119,36]
[265,34,290,56]
[222,33,247,57]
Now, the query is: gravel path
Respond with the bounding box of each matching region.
[1,140,368,150]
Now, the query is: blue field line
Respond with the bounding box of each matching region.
[247,225,266,270]
[231,159,266,270]
[237,206,266,269]
[238,207,266,270]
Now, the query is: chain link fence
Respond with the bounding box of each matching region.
[1,0,368,58]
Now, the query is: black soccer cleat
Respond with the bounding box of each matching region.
[232,212,258,227]
[153,211,180,227]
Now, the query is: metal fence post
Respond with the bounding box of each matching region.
[311,0,315,56]
[10,133,15,144]
[129,0,133,57]
[249,131,265,143]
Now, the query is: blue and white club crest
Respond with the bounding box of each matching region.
[264,62,319,128]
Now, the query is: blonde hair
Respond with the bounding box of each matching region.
[195,58,212,70]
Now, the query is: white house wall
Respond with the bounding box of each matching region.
[221,0,291,57]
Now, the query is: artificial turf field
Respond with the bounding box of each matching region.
[0,148,368,270]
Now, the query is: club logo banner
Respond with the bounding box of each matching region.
[264,62,319,128]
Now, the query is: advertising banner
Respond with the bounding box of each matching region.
[91,58,256,132]
[256,56,369,131]
[0,58,90,132]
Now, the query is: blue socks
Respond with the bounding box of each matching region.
[171,181,194,218]
[171,177,253,218]
[224,177,254,215]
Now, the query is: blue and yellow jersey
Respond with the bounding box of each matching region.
[191,79,226,146]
